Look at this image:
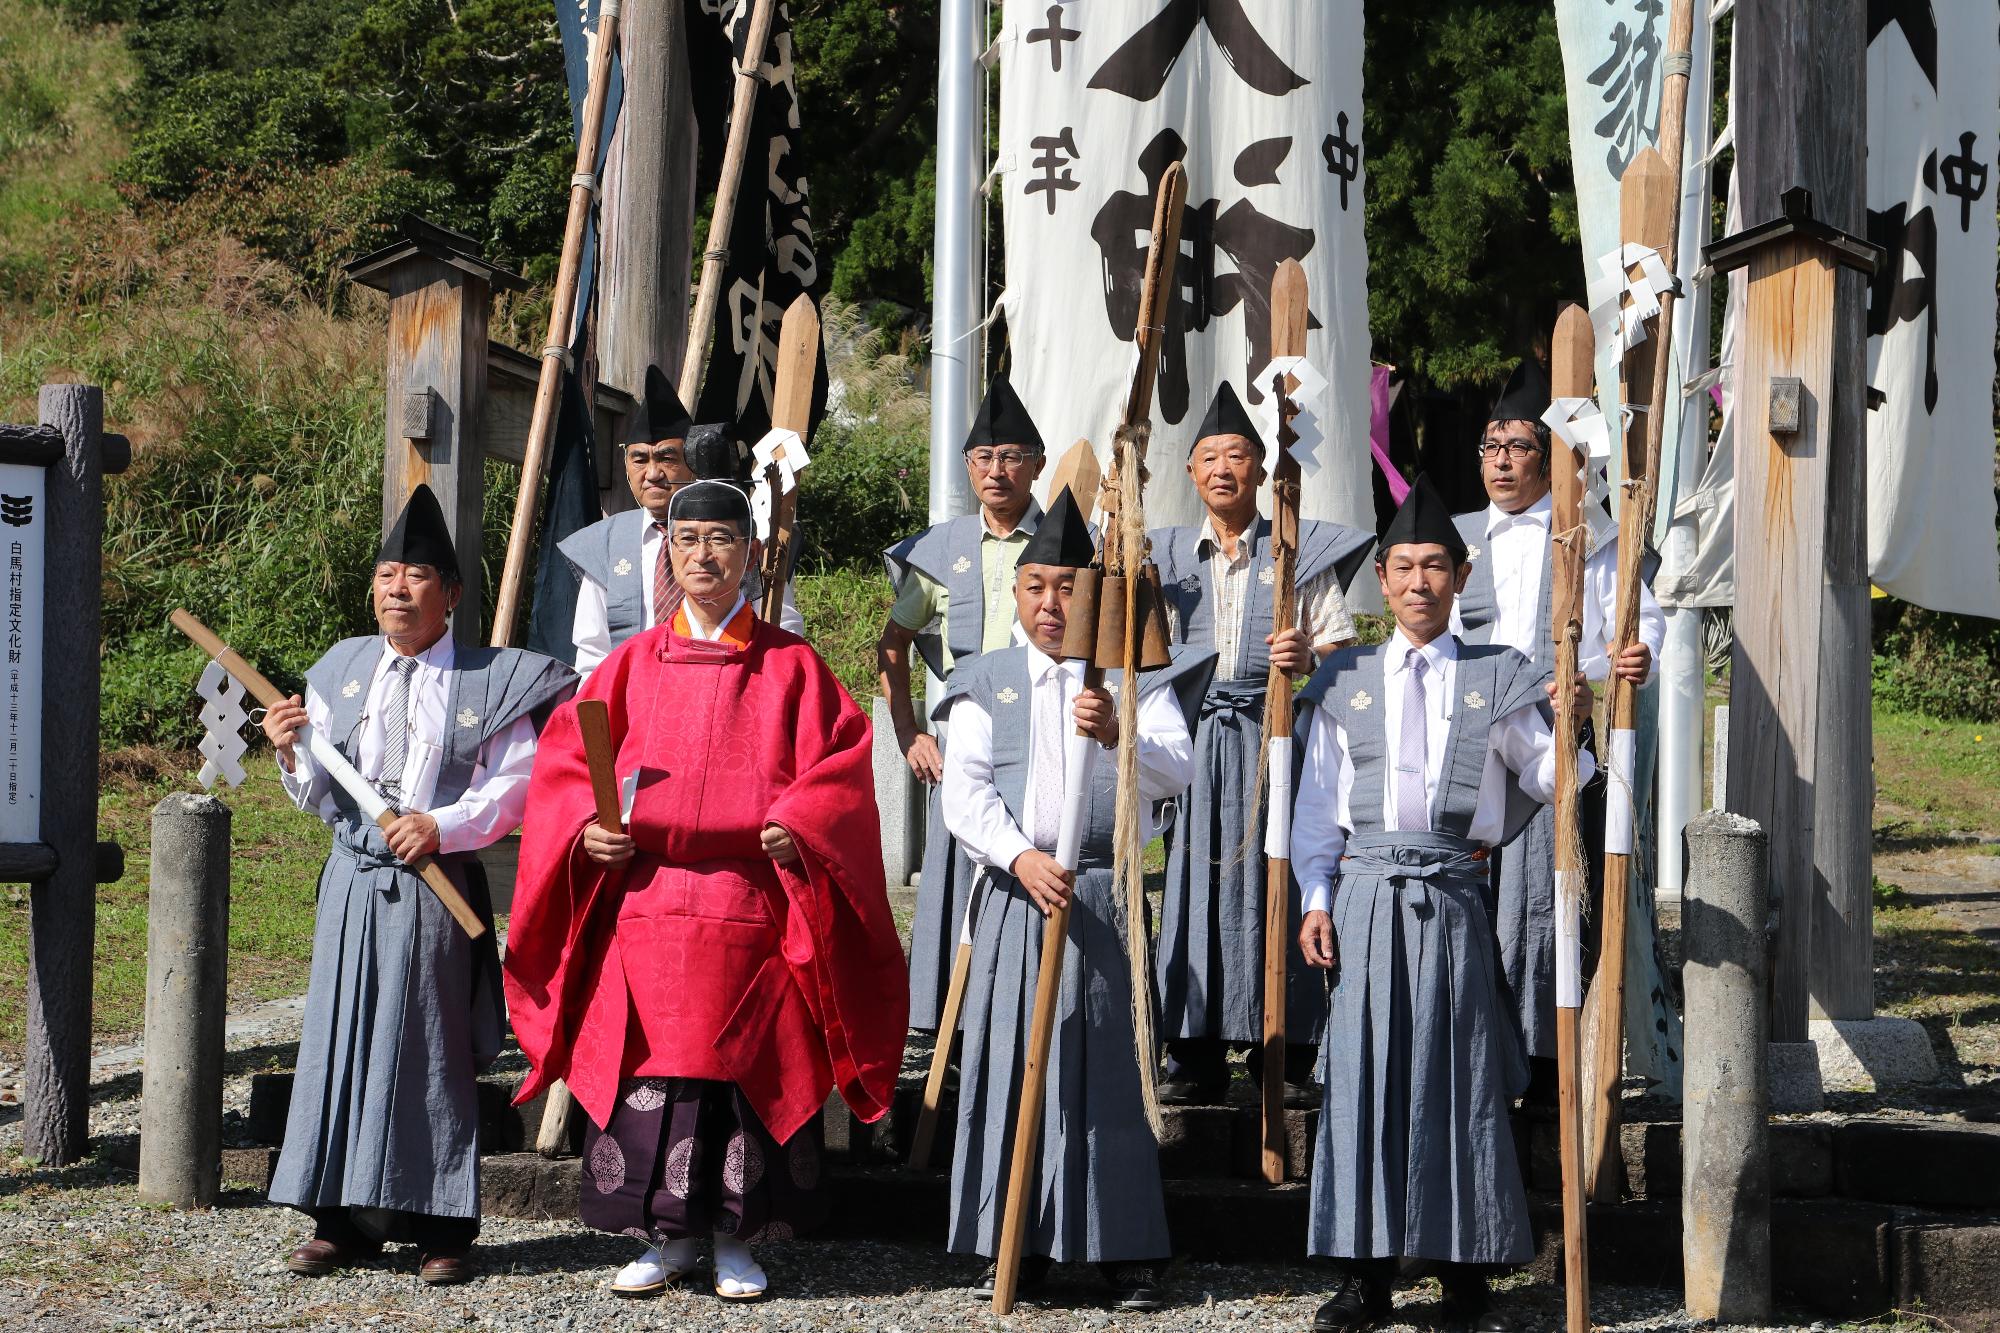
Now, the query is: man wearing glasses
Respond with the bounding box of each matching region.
[1449,360,1663,1101]
[562,366,802,676]
[878,370,1050,1032]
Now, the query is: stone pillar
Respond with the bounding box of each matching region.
[873,697,924,888]
[1682,809,1772,1323]
[138,793,231,1207]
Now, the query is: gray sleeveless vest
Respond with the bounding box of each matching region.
[558,509,651,647]
[882,499,1046,679]
[1297,640,1551,845]
[304,636,576,819]
[1153,517,1374,684]
[1451,510,1555,666]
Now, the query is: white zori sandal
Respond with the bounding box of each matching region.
[711,1233,768,1301]
[610,1238,698,1297]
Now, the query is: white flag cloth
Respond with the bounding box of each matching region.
[1864,2,2000,617]
[995,0,1372,536]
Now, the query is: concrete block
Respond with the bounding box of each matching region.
[1771,1198,1893,1319]
[872,697,925,887]
[1768,1041,1825,1112]
[1836,1119,2000,1209]
[1810,1016,1941,1091]
[219,1146,278,1190]
[1771,1121,1833,1197]
[1226,1105,1317,1182]
[245,1071,293,1145]
[1894,1221,2000,1331]
[1621,1120,1680,1200]
[1526,1198,1680,1288]
[1160,1104,1235,1179]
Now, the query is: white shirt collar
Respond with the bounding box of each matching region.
[1024,639,1080,682]
[682,593,747,641]
[1197,512,1261,560]
[380,632,455,673]
[1485,491,1553,537]
[1386,626,1457,676]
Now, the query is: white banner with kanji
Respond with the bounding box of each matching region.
[1866,1,2000,618]
[995,0,1372,533]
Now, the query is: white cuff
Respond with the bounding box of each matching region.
[991,830,1036,878]
[1302,880,1332,917]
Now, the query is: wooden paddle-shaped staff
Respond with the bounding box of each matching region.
[489,0,621,645]
[1257,258,1309,1186]
[909,439,1101,1171]
[758,294,820,623]
[992,162,1186,1317]
[1583,143,1675,1202]
[1548,304,1597,1333]
[169,609,486,940]
[678,0,781,407]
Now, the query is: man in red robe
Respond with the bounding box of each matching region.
[505,479,908,1302]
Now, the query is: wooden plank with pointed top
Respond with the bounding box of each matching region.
[1046,438,1101,517]
[760,295,819,622]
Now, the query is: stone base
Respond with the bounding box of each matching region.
[1770,1041,1826,1113]
[1811,1016,1942,1091]
[871,697,925,888]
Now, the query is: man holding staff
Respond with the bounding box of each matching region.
[1149,380,1372,1105]
[879,369,1050,1031]
[1450,361,1663,1095]
[260,484,575,1284]
[938,489,1211,1310]
[506,478,906,1302]
[1294,478,1591,1331]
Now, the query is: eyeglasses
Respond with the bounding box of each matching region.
[670,532,743,553]
[1476,440,1543,461]
[966,448,1039,472]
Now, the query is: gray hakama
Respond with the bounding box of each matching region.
[1298,644,1544,1266]
[268,637,573,1233]
[884,504,1045,1030]
[942,646,1211,1263]
[1151,520,1372,1048]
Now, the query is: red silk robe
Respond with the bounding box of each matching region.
[504,609,908,1141]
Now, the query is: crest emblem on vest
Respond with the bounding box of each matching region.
[952,555,973,574]
[1180,574,1201,593]
[996,687,1020,705]
[613,558,633,577]
[1258,566,1276,585]
[1463,691,1487,711]
[456,708,480,728]
[1349,689,1373,711]
[1465,543,1482,562]
[340,680,362,699]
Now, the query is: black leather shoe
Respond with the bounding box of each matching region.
[1157,1076,1228,1105]
[1437,1274,1516,1331]
[285,1237,380,1277]
[1311,1274,1391,1330]
[1100,1260,1168,1311]
[971,1254,1051,1301]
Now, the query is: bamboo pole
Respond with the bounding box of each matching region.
[489,0,623,647]
[678,0,781,408]
[1549,305,1596,1333]
[992,163,1186,1318]
[1585,141,1678,1202]
[1257,258,1308,1187]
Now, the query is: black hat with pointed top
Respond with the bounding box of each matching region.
[621,364,694,445]
[1488,358,1552,427]
[1376,473,1468,566]
[1015,486,1096,570]
[378,483,460,580]
[685,421,746,482]
[966,370,1045,453]
[1192,380,1260,455]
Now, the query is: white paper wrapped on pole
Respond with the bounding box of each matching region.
[1555,868,1583,1009]
[1263,736,1293,859]
[1053,731,1098,873]
[1603,727,1638,857]
[305,727,393,822]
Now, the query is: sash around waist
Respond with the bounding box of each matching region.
[1200,681,1268,720]
[1337,830,1489,908]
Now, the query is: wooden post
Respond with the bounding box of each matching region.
[1583,145,1675,1203]
[344,220,525,644]
[23,384,116,1167]
[1549,305,1595,1333]
[1721,0,1876,1040]
[758,295,819,622]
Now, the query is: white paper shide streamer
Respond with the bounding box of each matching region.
[750,427,811,542]
[195,659,250,790]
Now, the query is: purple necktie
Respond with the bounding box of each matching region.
[1395,649,1429,831]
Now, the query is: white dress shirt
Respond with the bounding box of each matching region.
[279,635,539,855]
[1290,629,1595,916]
[1171,516,1358,681]
[1447,493,1666,682]
[570,518,805,673]
[940,643,1195,876]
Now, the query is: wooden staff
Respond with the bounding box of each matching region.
[169,609,485,940]
[909,440,1100,1172]
[1548,305,1596,1333]
[992,162,1186,1317]
[1257,257,1308,1187]
[678,0,781,407]
[489,0,623,646]
[1584,140,1678,1201]
[759,294,819,622]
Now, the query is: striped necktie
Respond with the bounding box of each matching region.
[652,522,682,627]
[379,655,419,810]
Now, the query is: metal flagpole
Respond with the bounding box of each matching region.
[930,0,981,528]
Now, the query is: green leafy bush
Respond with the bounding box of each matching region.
[1872,600,2000,723]
[122,68,349,202]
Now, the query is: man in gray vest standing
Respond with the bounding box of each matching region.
[259,485,574,1284]
[1450,360,1663,1099]
[878,370,1049,1030]
[1150,381,1373,1104]
[564,367,801,674]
